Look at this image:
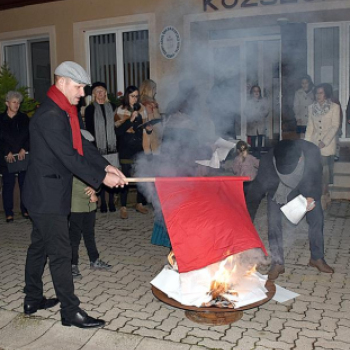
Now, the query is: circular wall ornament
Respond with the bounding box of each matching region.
[160,26,181,59]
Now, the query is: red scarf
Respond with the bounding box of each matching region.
[47,85,83,156]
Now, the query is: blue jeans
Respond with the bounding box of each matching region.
[267,194,324,265]
[2,171,27,217]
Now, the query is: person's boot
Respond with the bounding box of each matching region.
[268,264,285,281]
[120,206,128,219]
[135,203,148,214]
[309,258,334,273]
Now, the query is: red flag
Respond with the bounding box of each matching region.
[155,177,267,273]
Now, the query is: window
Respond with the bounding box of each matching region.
[308,22,350,139]
[88,26,149,95]
[2,38,51,103]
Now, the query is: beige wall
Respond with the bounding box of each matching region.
[0,0,350,107]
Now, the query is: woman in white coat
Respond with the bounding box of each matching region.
[293,75,314,138]
[305,83,340,209]
[244,85,269,158]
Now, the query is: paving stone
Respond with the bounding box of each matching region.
[197,338,233,350]
[165,326,192,342]
[106,316,131,331]
[81,330,141,350]
[133,327,169,339]
[284,319,318,330]
[278,326,300,344]
[234,336,259,350]
[181,335,201,345]
[188,328,222,340]
[315,339,350,350]
[334,325,350,343]
[256,339,294,350]
[136,337,191,350]
[298,328,334,339]
[294,335,316,350]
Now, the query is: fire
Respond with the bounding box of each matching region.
[209,257,257,301]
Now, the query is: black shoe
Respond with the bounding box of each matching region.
[61,310,105,328]
[6,216,14,223]
[24,297,59,315]
[108,205,116,212]
[22,212,30,219]
[100,206,107,213]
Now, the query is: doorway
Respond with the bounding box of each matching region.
[210,36,281,146]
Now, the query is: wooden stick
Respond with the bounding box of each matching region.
[126,177,156,183]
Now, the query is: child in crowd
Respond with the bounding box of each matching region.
[232,141,259,195]
[69,177,111,279]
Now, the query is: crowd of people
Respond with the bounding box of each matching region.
[0,61,347,329]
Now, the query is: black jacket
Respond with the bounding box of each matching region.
[115,114,143,160]
[0,111,30,174]
[246,140,323,220]
[22,97,109,215]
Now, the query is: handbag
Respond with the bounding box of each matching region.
[103,153,120,168]
[6,152,29,173]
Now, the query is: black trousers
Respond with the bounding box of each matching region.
[24,212,80,319]
[2,171,27,217]
[267,195,324,265]
[69,211,99,265]
[120,163,146,206]
[99,185,116,210]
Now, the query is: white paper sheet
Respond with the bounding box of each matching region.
[272,284,300,303]
[195,138,236,169]
[280,194,308,225]
[151,267,300,308]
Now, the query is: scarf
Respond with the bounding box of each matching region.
[272,153,305,205]
[312,99,331,117]
[47,85,83,156]
[93,102,117,155]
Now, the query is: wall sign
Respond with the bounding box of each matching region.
[204,0,330,12]
[160,26,181,59]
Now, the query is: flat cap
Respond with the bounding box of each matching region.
[54,61,91,85]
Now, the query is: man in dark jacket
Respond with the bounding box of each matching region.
[22,61,126,328]
[246,139,333,281]
[0,91,30,222]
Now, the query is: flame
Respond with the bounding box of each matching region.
[209,257,257,300]
[245,264,257,276]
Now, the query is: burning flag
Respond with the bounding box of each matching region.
[155,177,267,273]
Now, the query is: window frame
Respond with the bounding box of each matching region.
[85,24,149,95]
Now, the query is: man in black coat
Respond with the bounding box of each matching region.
[22,61,126,328]
[246,139,333,281]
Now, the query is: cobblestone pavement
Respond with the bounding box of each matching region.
[0,200,349,350]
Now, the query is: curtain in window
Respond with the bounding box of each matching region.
[314,27,340,96]
[4,44,27,87]
[89,33,117,94]
[123,30,150,89]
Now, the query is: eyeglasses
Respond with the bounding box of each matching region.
[130,94,139,98]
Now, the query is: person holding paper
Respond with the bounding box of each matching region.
[0,91,30,222]
[246,139,334,281]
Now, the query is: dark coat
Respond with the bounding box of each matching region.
[246,139,323,220]
[0,111,30,174]
[115,115,143,160]
[22,97,109,215]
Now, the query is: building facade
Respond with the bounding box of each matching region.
[0,0,349,142]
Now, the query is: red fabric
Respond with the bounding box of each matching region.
[47,85,83,156]
[155,177,267,273]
